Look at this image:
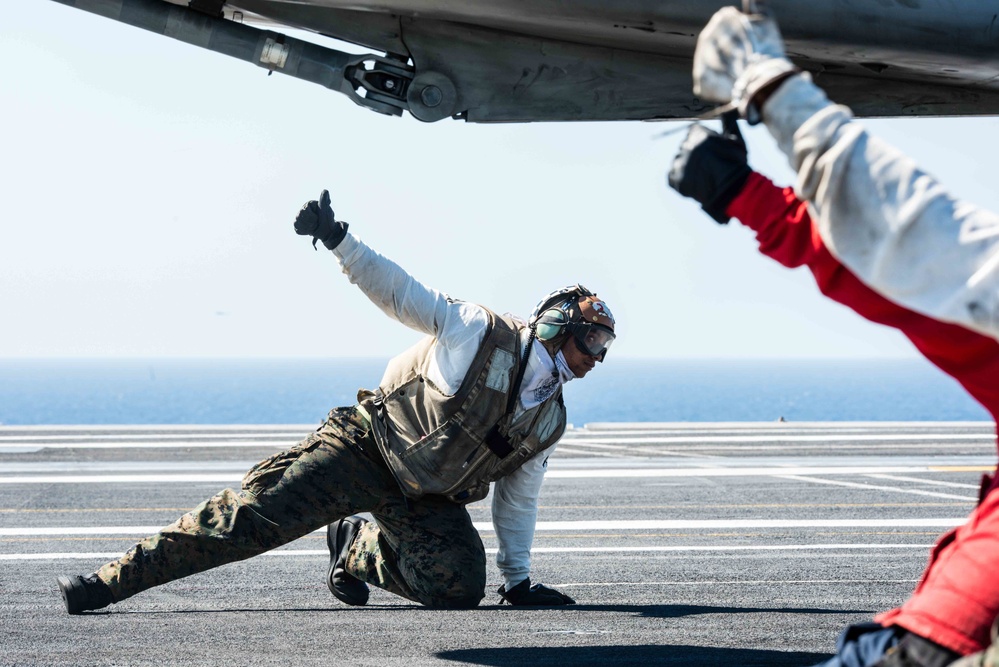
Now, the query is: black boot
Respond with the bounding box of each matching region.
[326,516,369,606]
[57,574,114,614]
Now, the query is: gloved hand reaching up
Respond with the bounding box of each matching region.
[668,112,752,224]
[692,6,798,124]
[294,189,349,250]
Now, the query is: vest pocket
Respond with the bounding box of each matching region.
[390,417,494,497]
[447,481,490,505]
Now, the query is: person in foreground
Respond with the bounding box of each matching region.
[668,6,999,667]
[57,190,616,613]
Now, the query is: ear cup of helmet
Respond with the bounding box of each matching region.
[535,308,569,341]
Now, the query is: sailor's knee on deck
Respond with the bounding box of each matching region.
[428,584,486,609]
[420,563,486,609]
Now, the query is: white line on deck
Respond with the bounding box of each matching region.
[0,432,992,451]
[0,433,306,442]
[565,434,993,445]
[0,440,298,451]
[0,518,965,537]
[865,474,980,489]
[0,464,985,484]
[566,444,994,453]
[576,423,994,434]
[557,578,921,587]
[778,475,977,501]
[550,446,626,458]
[557,441,723,459]
[0,543,936,561]
[546,465,983,479]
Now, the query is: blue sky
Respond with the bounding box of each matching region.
[4,3,999,359]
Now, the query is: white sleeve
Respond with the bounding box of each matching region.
[761,72,999,341]
[332,232,463,339]
[492,443,557,589]
[332,232,489,391]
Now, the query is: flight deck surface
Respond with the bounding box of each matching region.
[1,422,994,666]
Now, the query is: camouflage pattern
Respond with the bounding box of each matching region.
[96,406,485,608]
[951,622,999,667]
[348,493,485,608]
[951,646,999,667]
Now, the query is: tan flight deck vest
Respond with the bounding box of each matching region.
[358,309,567,504]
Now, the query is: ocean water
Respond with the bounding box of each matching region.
[0,358,989,426]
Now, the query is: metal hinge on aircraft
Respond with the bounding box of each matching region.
[340,54,415,117]
[54,0,417,118]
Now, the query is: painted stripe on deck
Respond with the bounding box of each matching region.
[0,464,990,484]
[864,474,980,489]
[0,440,299,451]
[0,432,992,451]
[566,434,993,445]
[0,518,965,537]
[778,475,977,501]
[0,433,306,442]
[0,544,936,561]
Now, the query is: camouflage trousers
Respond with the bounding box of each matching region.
[952,645,999,667]
[96,406,486,609]
[952,619,999,667]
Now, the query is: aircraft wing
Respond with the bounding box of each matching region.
[52,0,999,122]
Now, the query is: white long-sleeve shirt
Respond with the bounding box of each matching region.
[332,232,567,588]
[761,73,999,342]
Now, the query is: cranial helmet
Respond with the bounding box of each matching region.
[530,284,616,360]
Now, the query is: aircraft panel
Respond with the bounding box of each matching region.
[51,0,999,120]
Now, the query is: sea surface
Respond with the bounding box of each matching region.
[0,358,990,426]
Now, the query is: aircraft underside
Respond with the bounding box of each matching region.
[51,0,999,122]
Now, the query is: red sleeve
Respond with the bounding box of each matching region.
[728,172,999,423]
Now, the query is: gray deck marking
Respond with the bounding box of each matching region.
[0,433,307,442]
[0,518,965,537]
[864,474,980,489]
[0,464,990,484]
[553,440,724,459]
[777,474,978,501]
[550,446,629,458]
[0,544,937,561]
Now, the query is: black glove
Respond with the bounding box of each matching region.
[294,189,348,250]
[498,578,576,606]
[667,111,752,224]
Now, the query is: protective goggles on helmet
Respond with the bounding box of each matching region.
[567,321,616,359]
